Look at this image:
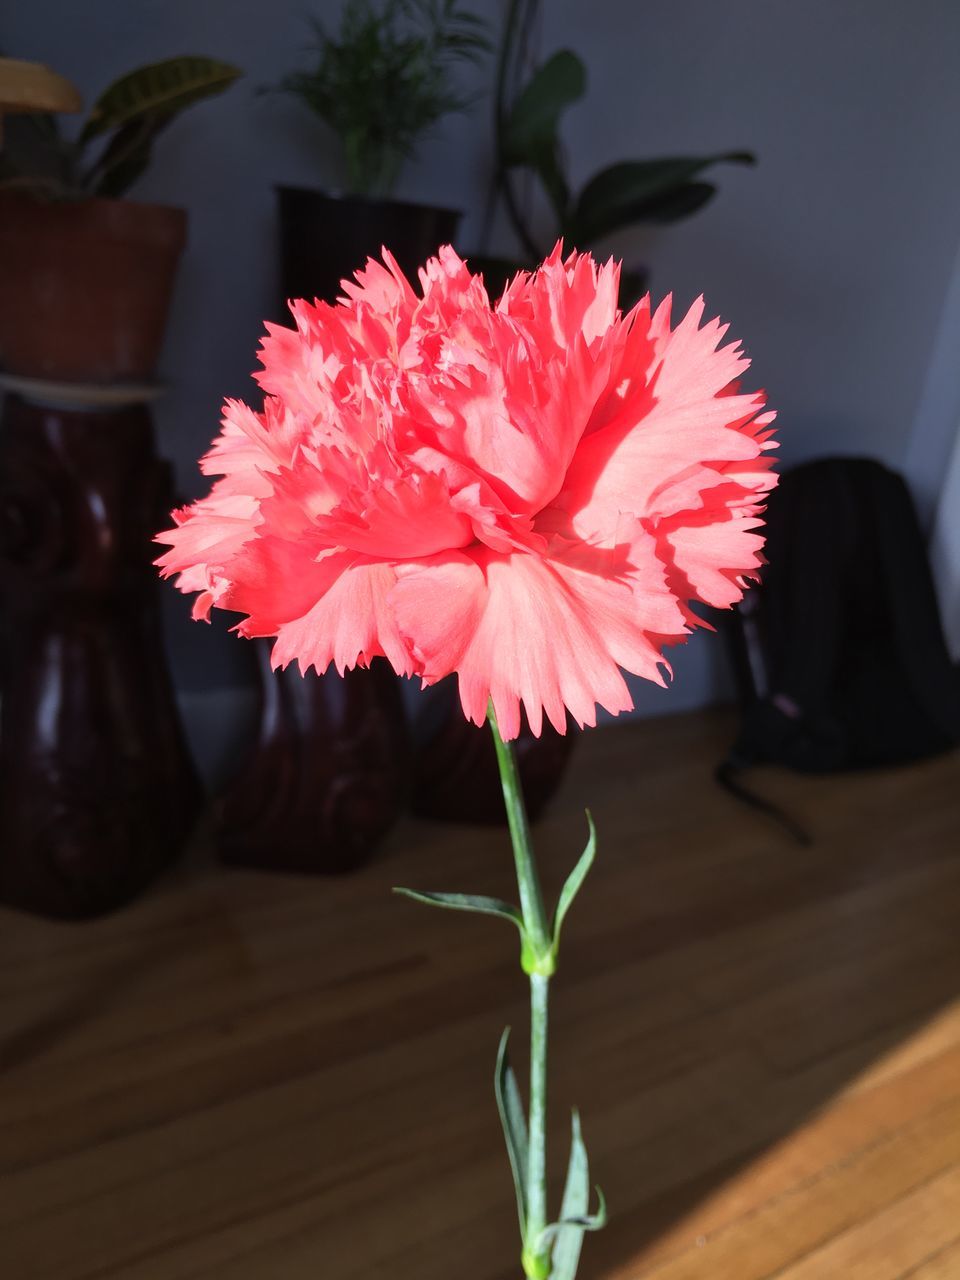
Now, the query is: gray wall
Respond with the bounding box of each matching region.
[6,1,960,747]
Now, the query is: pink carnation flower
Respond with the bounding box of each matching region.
[157,245,776,740]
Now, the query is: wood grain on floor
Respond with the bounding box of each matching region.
[1,708,958,1279]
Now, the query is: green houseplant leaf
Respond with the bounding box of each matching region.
[630,180,718,224]
[569,151,755,242]
[274,1,490,198]
[78,56,241,199]
[501,49,586,163]
[86,119,165,198]
[491,1,756,270]
[500,49,586,221]
[80,56,241,141]
[0,55,240,200]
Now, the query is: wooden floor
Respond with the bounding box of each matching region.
[2,708,959,1280]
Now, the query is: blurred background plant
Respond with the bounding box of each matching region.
[476,0,755,301]
[0,55,239,201]
[274,0,490,199]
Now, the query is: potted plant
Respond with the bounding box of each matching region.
[271,0,489,308]
[0,55,238,920]
[0,55,239,384]
[474,0,756,302]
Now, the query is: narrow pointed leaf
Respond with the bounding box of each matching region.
[393,888,523,930]
[534,1187,607,1253]
[85,117,162,197]
[528,141,571,222]
[495,1028,529,1236]
[80,56,241,141]
[570,151,755,241]
[632,180,718,224]
[546,1110,607,1280]
[501,50,586,164]
[552,812,597,955]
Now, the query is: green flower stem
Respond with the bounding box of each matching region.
[526,971,550,1274]
[488,706,553,1279]
[489,710,552,964]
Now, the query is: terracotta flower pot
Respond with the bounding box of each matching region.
[0,194,187,384]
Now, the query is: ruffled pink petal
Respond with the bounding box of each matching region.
[255,312,352,426]
[155,396,313,612]
[314,467,473,560]
[271,558,413,677]
[497,243,620,350]
[417,244,491,318]
[340,248,420,313]
[191,590,215,622]
[557,297,768,543]
[160,243,778,724]
[391,538,688,740]
[403,344,577,516]
[661,511,767,609]
[387,246,621,518]
[201,398,301,488]
[155,489,260,580]
[223,536,342,635]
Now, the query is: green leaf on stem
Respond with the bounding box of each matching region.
[495,1027,529,1237]
[629,179,717,224]
[80,56,241,142]
[569,151,755,242]
[501,50,586,164]
[537,1110,607,1279]
[86,117,164,197]
[77,56,240,198]
[551,811,597,959]
[392,888,524,931]
[501,49,586,224]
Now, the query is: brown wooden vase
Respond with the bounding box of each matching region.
[412,680,576,825]
[217,647,409,874]
[0,391,201,919]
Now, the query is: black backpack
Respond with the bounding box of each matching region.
[718,457,960,841]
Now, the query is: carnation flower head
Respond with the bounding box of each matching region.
[157,244,777,740]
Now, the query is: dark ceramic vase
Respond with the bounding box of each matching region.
[0,391,201,919]
[218,647,409,874]
[412,680,576,826]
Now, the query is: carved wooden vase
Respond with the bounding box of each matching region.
[412,680,576,825]
[0,390,201,919]
[217,646,409,874]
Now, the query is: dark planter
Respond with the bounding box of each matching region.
[412,680,576,826]
[0,392,201,919]
[276,186,460,311]
[218,648,409,875]
[0,194,187,384]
